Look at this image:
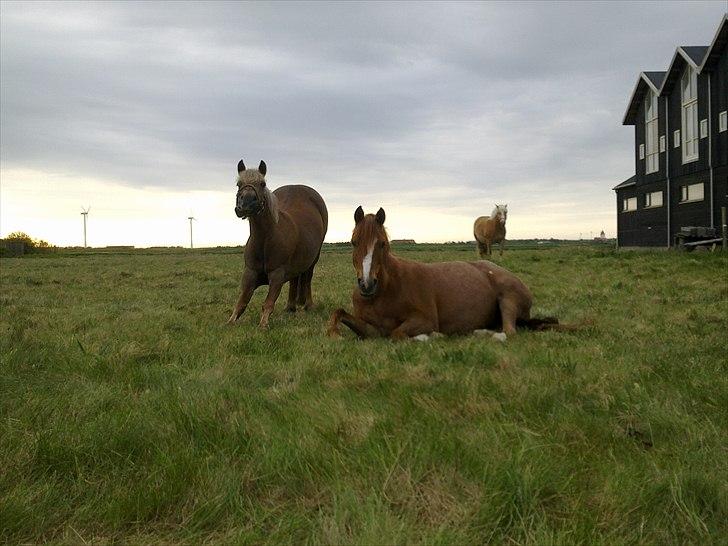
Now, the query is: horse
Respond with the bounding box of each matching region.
[327,206,567,341]
[474,204,507,258]
[227,159,328,329]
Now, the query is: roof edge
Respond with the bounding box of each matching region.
[698,14,728,72]
[622,72,660,125]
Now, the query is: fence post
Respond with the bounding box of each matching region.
[722,206,727,252]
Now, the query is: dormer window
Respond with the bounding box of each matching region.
[681,66,698,163]
[645,91,659,174]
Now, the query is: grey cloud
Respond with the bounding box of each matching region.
[1,0,726,220]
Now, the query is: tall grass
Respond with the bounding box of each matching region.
[1,247,726,544]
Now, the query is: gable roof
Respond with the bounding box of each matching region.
[622,72,665,125]
[613,175,636,191]
[699,14,728,72]
[659,46,708,95]
[681,46,709,66]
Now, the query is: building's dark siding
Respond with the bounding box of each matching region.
[616,181,668,247]
[709,46,727,169]
[713,165,728,228]
[666,61,711,180]
[616,186,640,247]
[670,172,712,233]
[633,92,667,185]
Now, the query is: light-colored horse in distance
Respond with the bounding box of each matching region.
[474,204,507,258]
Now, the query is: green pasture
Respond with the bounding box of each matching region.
[1,246,726,544]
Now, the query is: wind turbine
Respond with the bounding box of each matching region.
[81,206,90,248]
[188,214,195,249]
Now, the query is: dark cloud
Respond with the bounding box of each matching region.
[1,0,726,219]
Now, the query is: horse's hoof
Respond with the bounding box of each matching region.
[492,332,507,342]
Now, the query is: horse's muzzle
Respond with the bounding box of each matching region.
[235,197,262,219]
[358,278,378,298]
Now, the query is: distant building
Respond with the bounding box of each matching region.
[615,15,727,248]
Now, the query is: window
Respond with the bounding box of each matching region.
[659,135,666,153]
[700,119,708,138]
[622,197,637,212]
[680,182,704,203]
[674,129,681,148]
[644,91,659,173]
[681,66,699,162]
[645,191,663,208]
[720,111,727,132]
[639,144,645,160]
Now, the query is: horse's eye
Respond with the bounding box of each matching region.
[379,241,385,248]
[260,181,266,188]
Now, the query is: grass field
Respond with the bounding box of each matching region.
[1,245,727,545]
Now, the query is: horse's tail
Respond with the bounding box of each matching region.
[516,316,587,332]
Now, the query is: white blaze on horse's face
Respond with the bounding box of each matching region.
[362,243,375,284]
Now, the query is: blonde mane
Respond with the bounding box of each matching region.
[490,204,507,223]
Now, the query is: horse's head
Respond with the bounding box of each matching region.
[235,159,269,219]
[493,204,508,223]
[351,206,388,298]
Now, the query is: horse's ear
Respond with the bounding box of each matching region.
[258,160,267,176]
[375,208,386,225]
[354,206,364,224]
[237,159,246,173]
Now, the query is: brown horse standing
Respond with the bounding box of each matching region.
[228,159,328,328]
[474,204,507,257]
[328,206,562,340]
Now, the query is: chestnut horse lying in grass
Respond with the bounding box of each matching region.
[328,206,567,340]
[228,159,328,329]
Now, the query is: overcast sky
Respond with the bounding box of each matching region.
[1,1,726,246]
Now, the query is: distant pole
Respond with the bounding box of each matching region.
[81,207,90,248]
[188,216,195,249]
[722,207,727,251]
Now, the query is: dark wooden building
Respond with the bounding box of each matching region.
[615,15,727,248]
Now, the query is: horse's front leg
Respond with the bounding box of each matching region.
[227,269,258,324]
[328,309,381,339]
[390,315,436,341]
[259,269,286,329]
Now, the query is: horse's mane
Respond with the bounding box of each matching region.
[265,187,279,223]
[355,215,390,247]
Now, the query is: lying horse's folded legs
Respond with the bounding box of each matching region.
[390,315,437,340]
[328,308,380,339]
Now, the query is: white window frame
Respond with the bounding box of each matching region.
[719,111,727,132]
[700,119,708,139]
[622,197,637,212]
[645,191,663,208]
[639,144,645,160]
[645,91,659,174]
[659,135,666,153]
[674,129,681,148]
[681,66,699,163]
[679,182,704,203]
